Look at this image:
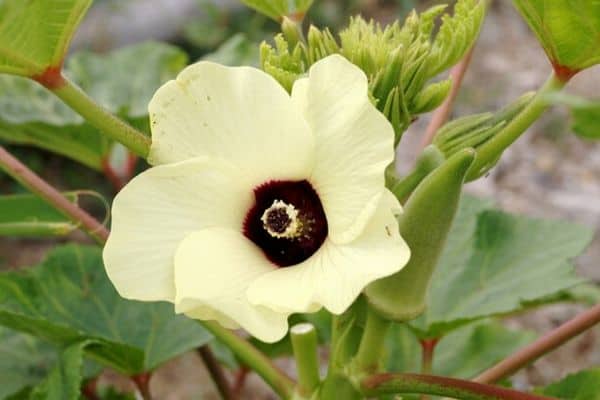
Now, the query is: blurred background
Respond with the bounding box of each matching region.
[1,0,599,398]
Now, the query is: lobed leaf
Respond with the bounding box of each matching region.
[240,0,313,21]
[536,369,600,399]
[0,327,57,399]
[0,42,187,169]
[201,34,260,67]
[27,340,91,400]
[386,320,536,378]
[0,245,212,374]
[410,195,593,338]
[512,0,600,74]
[0,0,91,77]
[547,93,600,140]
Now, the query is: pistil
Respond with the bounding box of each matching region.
[261,200,302,239]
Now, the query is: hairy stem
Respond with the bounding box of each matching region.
[421,47,475,149]
[200,321,295,399]
[0,145,109,244]
[50,75,151,158]
[361,373,553,400]
[198,345,234,400]
[475,302,600,384]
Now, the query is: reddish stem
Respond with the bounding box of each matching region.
[419,338,440,400]
[32,65,66,89]
[420,338,439,374]
[126,153,138,179]
[232,366,249,398]
[420,47,475,149]
[475,303,600,384]
[198,345,234,400]
[102,151,138,191]
[81,377,100,400]
[362,372,553,400]
[550,61,580,83]
[132,372,153,400]
[0,146,109,244]
[102,159,125,191]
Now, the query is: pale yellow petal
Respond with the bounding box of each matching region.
[174,229,289,343]
[184,305,240,330]
[103,157,251,302]
[295,55,395,244]
[247,190,410,314]
[290,77,309,114]
[148,61,314,187]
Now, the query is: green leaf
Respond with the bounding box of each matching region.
[0,42,187,169]
[28,340,91,400]
[95,387,135,400]
[386,320,536,378]
[0,193,78,237]
[410,196,593,338]
[547,93,600,139]
[512,0,600,74]
[241,0,313,21]
[65,42,188,119]
[0,245,212,374]
[0,335,102,400]
[536,369,600,399]
[0,0,91,77]
[0,327,57,399]
[201,34,260,67]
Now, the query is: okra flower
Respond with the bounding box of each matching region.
[103,55,410,343]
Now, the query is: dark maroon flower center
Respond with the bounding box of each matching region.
[243,180,328,267]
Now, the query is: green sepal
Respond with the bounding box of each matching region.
[365,149,476,321]
[410,79,452,114]
[260,35,305,92]
[432,91,535,180]
[512,0,600,79]
[466,74,565,180]
[261,0,485,139]
[281,17,303,49]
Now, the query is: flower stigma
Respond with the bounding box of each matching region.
[244,180,328,267]
[261,200,302,238]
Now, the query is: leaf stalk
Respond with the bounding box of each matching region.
[50,75,151,158]
[475,302,600,384]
